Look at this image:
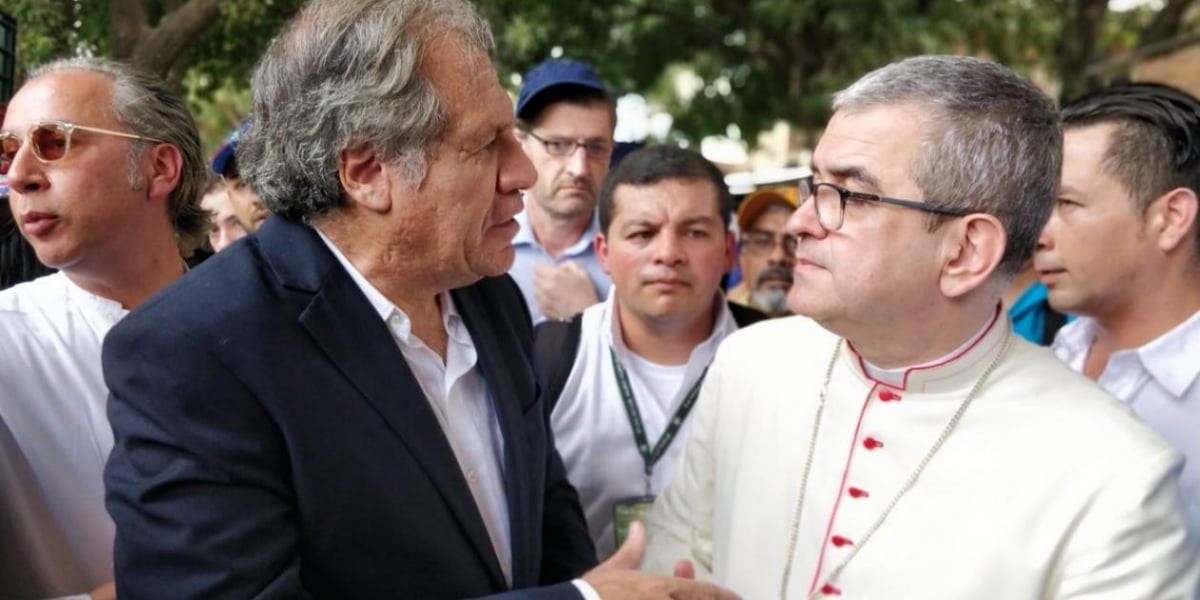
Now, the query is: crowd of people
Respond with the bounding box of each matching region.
[0,0,1197,597]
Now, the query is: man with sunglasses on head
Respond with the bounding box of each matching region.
[511,59,616,324]
[642,56,1198,598]
[0,58,207,599]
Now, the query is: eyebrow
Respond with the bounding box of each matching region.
[813,163,882,191]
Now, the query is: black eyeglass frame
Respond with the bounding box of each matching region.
[798,179,972,232]
[739,230,798,256]
[521,129,613,159]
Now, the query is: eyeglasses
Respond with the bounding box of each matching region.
[741,230,797,256]
[0,120,164,175]
[522,130,612,159]
[798,179,971,232]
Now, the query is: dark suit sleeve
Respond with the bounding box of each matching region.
[103,318,308,600]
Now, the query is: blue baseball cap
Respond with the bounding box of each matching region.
[516,59,607,120]
[210,120,251,176]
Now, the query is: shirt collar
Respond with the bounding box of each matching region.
[314,227,465,344]
[603,287,738,365]
[61,273,130,333]
[1135,308,1200,397]
[513,201,601,257]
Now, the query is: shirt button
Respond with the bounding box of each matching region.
[821,583,842,595]
[831,535,854,547]
[847,487,869,498]
[466,469,479,484]
[863,437,884,450]
[879,389,901,402]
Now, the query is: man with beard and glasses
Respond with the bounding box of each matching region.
[727,186,797,317]
[511,59,616,324]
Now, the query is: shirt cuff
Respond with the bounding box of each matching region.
[571,578,602,600]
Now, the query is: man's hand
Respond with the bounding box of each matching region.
[89,581,116,600]
[533,262,600,321]
[580,522,738,599]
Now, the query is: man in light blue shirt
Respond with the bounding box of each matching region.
[511,59,615,323]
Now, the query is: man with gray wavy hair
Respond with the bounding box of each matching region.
[644,55,1199,597]
[0,57,206,600]
[101,0,736,599]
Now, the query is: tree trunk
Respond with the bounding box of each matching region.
[131,0,222,77]
[1057,0,1108,102]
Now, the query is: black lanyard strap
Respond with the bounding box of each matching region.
[609,347,708,480]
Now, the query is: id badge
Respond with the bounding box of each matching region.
[612,495,656,548]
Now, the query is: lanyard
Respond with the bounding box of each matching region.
[609,347,708,495]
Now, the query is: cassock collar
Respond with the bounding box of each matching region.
[843,306,1010,394]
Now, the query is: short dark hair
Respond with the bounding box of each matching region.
[597,145,733,234]
[514,85,615,132]
[833,55,1061,279]
[1062,83,1200,214]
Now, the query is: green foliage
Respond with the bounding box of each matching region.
[5,0,1191,154]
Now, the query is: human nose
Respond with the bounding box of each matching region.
[563,144,591,178]
[501,132,538,193]
[768,234,793,265]
[2,135,49,195]
[788,197,827,240]
[653,230,686,265]
[1036,213,1056,252]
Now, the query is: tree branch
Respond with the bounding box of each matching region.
[130,0,222,77]
[110,0,149,59]
[1139,0,1197,48]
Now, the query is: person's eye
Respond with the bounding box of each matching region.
[548,140,574,154]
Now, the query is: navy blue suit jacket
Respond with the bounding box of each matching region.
[103,217,597,599]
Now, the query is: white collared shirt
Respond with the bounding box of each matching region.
[551,290,740,560]
[1052,310,1200,533]
[0,272,128,598]
[316,231,512,584]
[508,205,611,325]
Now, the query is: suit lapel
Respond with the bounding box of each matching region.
[258,218,508,589]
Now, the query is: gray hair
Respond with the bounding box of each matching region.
[832,55,1062,278]
[29,57,208,256]
[238,0,494,222]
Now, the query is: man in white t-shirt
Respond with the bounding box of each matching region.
[0,58,206,599]
[539,144,765,560]
[1037,82,1200,533]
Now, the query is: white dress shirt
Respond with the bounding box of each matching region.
[551,291,740,560]
[317,232,514,583]
[0,272,127,598]
[509,205,611,325]
[1053,310,1200,534]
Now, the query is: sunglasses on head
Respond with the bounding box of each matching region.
[0,120,164,175]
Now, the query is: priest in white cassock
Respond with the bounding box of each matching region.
[642,55,1200,599]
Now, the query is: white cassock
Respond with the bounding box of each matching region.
[644,310,1199,599]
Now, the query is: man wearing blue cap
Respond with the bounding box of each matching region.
[203,121,269,251]
[512,59,616,324]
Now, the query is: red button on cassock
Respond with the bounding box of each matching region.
[879,389,901,401]
[863,437,884,450]
[821,584,842,596]
[831,535,854,547]
[847,487,869,498]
